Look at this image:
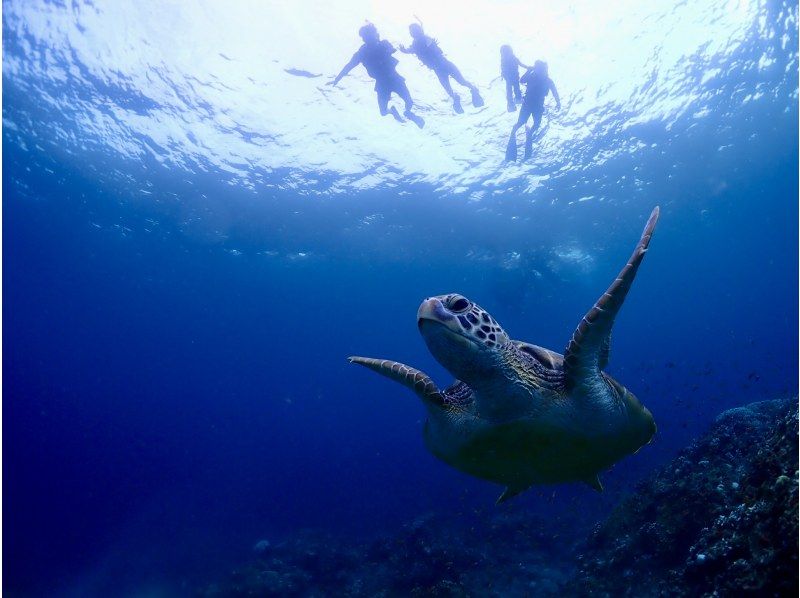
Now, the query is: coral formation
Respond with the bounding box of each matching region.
[569,398,798,597]
[200,512,572,596]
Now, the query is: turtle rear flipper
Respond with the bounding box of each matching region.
[563,207,660,393]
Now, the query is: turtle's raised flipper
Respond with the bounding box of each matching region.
[348,356,445,407]
[564,207,659,392]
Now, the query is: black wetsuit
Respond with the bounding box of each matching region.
[353,40,411,112]
[501,55,523,103]
[408,35,472,95]
[409,35,447,68]
[518,71,555,126]
[506,69,557,159]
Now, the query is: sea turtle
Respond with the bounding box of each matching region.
[349,208,660,503]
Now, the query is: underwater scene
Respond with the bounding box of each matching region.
[3,0,799,596]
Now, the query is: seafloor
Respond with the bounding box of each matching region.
[202,398,798,597]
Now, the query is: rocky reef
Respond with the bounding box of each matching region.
[200,510,573,596]
[202,398,797,596]
[569,397,798,597]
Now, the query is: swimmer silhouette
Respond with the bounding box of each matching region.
[500,45,528,113]
[506,60,560,161]
[399,23,483,114]
[330,23,425,128]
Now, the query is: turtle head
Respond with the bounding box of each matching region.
[417,294,510,385]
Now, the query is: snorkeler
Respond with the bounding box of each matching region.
[506,60,560,161]
[330,23,425,128]
[500,45,528,112]
[399,23,483,114]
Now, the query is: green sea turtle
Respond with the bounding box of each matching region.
[349,208,660,503]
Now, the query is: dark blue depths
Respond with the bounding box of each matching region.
[3,2,799,596]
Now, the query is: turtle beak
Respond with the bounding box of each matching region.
[417,297,453,327]
[417,298,477,355]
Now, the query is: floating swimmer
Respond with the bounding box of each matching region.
[506,60,561,161]
[399,22,483,114]
[330,23,424,128]
[500,45,528,112]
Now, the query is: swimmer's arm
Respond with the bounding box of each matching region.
[550,80,561,109]
[331,54,360,85]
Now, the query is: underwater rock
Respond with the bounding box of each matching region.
[567,397,798,597]
[199,509,572,596]
[252,539,271,554]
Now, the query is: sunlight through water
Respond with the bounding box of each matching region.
[4,0,792,197]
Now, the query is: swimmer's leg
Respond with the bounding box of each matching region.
[435,69,456,98]
[513,79,522,103]
[506,107,531,161]
[524,111,543,159]
[505,80,515,112]
[446,61,483,107]
[376,86,405,123]
[395,79,414,112]
[506,125,520,161]
[377,86,391,116]
[395,81,425,128]
[435,69,462,114]
[388,106,405,123]
[447,61,474,90]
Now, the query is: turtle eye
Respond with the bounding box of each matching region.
[447,295,470,313]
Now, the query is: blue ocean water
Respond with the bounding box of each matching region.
[3,0,798,595]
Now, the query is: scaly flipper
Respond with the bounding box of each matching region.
[563,207,660,392]
[348,356,445,408]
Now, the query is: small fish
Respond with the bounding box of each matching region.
[284,68,321,78]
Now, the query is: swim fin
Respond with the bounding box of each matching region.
[505,136,517,161]
[471,88,484,107]
[404,110,425,129]
[524,127,534,159]
[389,106,406,123]
[453,94,464,114]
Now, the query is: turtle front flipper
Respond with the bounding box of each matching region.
[348,356,446,408]
[563,207,660,392]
